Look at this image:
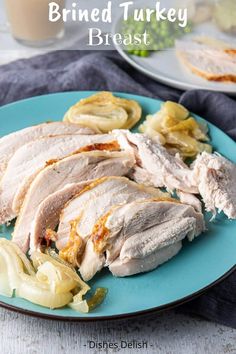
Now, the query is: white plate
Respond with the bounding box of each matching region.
[114,21,236,95]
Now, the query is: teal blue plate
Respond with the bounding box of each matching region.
[0,91,235,321]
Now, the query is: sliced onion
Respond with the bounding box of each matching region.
[66,111,128,133]
[69,299,89,313]
[36,261,78,294]
[162,101,189,120]
[45,247,75,270]
[63,92,142,133]
[7,241,35,276]
[0,240,92,311]
[20,273,49,290]
[16,280,73,309]
[0,242,24,296]
[0,248,16,297]
[69,288,107,313]
[31,251,90,293]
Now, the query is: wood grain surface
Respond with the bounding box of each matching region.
[0,308,235,354]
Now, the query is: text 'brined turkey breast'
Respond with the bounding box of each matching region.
[0,134,117,224]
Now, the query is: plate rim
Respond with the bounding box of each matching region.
[114,43,236,96]
[0,91,235,321]
[0,265,235,321]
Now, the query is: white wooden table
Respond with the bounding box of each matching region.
[0,4,235,352]
[0,307,235,354]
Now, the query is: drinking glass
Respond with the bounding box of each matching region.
[3,0,65,47]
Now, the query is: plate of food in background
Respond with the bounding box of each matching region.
[0,91,235,321]
[114,0,236,95]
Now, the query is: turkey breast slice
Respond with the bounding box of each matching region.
[80,200,205,280]
[13,150,134,253]
[192,152,236,219]
[0,121,96,182]
[79,239,105,282]
[176,39,236,82]
[0,134,116,224]
[29,181,92,253]
[56,176,168,262]
[176,191,202,213]
[113,130,198,193]
[109,219,195,277]
[109,242,182,277]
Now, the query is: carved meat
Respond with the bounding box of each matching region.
[114,130,198,193]
[0,134,116,224]
[56,176,168,269]
[13,150,134,253]
[192,152,236,219]
[80,199,205,280]
[0,121,96,181]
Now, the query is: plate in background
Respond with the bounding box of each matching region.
[0,91,235,321]
[114,21,236,95]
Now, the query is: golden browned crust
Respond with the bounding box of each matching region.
[72,141,120,155]
[45,141,120,167]
[91,211,111,253]
[59,217,85,267]
[225,49,236,55]
[177,50,236,83]
[91,197,180,253]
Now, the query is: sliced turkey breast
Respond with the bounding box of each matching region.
[0,122,96,182]
[105,200,204,258]
[114,130,198,194]
[121,130,236,219]
[13,150,134,253]
[57,177,168,266]
[176,39,236,82]
[79,239,105,281]
[109,219,195,278]
[109,242,182,277]
[30,181,92,252]
[176,191,202,213]
[192,152,236,219]
[0,134,117,224]
[80,199,205,280]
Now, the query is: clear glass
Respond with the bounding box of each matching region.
[213,0,236,34]
[3,0,65,47]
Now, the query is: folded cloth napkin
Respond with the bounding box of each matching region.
[0,50,235,328]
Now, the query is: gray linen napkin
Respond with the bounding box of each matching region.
[0,50,235,328]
